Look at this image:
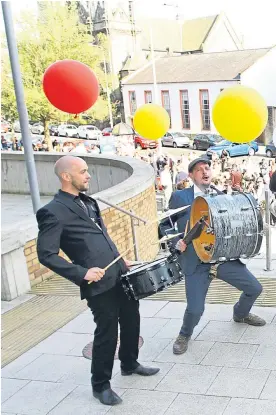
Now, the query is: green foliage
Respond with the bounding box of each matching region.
[1,1,112,133]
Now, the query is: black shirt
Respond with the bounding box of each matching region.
[59,190,101,228]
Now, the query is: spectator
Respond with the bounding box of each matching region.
[160,163,173,209]
[231,164,243,191]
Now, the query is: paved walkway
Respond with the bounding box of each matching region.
[1,297,276,414]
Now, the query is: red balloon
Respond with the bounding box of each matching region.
[43,60,99,114]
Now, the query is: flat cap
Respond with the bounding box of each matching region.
[188,157,211,173]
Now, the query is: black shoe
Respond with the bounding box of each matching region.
[173,335,190,355]
[121,364,160,376]
[93,388,122,406]
[233,313,266,326]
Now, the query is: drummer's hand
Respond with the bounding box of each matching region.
[176,240,187,252]
[124,259,132,269]
[84,267,105,283]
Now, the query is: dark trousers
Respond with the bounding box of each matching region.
[87,282,140,392]
[180,260,263,337]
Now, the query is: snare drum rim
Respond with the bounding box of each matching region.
[124,257,168,278]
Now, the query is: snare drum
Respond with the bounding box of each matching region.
[190,192,263,263]
[121,256,184,300]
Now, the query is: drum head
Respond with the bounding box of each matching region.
[190,196,215,262]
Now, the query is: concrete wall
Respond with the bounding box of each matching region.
[1,153,133,196]
[1,153,159,300]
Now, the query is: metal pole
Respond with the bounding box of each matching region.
[95,196,148,224]
[130,210,139,261]
[102,51,114,128]
[2,1,41,213]
[265,189,272,271]
[149,27,158,105]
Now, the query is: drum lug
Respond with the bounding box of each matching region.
[218,208,227,213]
[246,233,253,237]
[224,235,231,239]
[241,206,250,211]
[218,257,227,262]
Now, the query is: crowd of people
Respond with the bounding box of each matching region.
[132,149,276,219]
[2,133,276,220]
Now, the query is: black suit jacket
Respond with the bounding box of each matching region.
[36,190,128,299]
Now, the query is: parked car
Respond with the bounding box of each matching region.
[102,127,113,136]
[265,142,276,158]
[57,124,78,137]
[77,125,102,140]
[206,140,258,158]
[134,134,158,149]
[161,131,190,148]
[49,124,59,136]
[31,122,44,135]
[13,120,32,133]
[192,134,222,150]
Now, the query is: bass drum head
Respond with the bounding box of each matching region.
[190,196,215,262]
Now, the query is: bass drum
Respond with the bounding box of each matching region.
[190,192,263,263]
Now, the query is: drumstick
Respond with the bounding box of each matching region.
[88,245,135,284]
[184,220,189,238]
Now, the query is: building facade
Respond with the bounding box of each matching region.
[122,47,276,140]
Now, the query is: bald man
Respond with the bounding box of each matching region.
[36,156,159,406]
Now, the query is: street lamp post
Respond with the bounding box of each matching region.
[87,17,113,128]
[2,1,41,213]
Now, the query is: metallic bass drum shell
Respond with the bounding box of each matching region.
[192,192,263,263]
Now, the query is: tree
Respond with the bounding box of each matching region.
[1,1,111,149]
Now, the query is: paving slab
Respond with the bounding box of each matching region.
[1,378,30,403]
[239,324,276,345]
[250,306,276,324]
[196,321,247,343]
[137,337,172,361]
[155,340,214,364]
[1,352,42,379]
[1,380,76,415]
[260,371,276,400]
[14,354,87,382]
[48,385,126,415]
[108,389,177,415]
[249,345,276,370]
[140,317,169,338]
[155,303,236,321]
[164,393,230,415]
[156,363,220,395]
[207,367,270,399]
[223,397,276,415]
[58,313,96,334]
[112,361,173,390]
[201,342,258,368]
[153,318,209,340]
[139,300,168,317]
[29,332,93,355]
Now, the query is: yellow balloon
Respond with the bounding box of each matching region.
[212,85,268,143]
[133,103,170,140]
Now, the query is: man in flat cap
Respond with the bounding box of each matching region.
[167,157,265,355]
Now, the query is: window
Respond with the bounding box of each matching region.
[161,90,171,125]
[144,90,152,104]
[129,91,137,115]
[199,89,210,130]
[180,90,190,129]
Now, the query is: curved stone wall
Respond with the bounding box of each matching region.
[1,152,159,298]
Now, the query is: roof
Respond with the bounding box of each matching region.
[122,48,271,85]
[136,15,218,52]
